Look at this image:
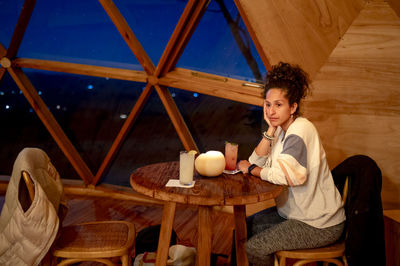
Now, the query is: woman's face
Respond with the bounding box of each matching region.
[265,88,297,131]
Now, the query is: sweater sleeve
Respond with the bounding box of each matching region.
[248,150,289,185]
[248,150,268,166]
[257,134,308,186]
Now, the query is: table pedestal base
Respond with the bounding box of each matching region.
[198,206,212,265]
[234,205,249,266]
[156,201,177,266]
[155,202,249,266]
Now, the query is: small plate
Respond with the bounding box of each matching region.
[223,169,241,174]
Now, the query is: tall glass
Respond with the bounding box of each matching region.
[225,142,238,171]
[179,151,195,185]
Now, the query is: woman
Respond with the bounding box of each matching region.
[237,62,345,265]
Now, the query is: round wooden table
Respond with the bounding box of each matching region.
[131,161,282,266]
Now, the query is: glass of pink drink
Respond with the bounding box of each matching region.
[225,142,238,171]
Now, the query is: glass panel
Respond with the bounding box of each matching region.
[114,0,187,66]
[18,0,140,69]
[1,0,266,187]
[173,89,263,157]
[10,0,187,70]
[0,0,25,48]
[0,72,263,186]
[105,90,184,186]
[26,69,149,178]
[177,0,266,83]
[0,71,73,177]
[105,88,263,187]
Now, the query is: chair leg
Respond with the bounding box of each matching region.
[276,255,286,266]
[121,253,131,266]
[274,254,279,266]
[342,255,348,266]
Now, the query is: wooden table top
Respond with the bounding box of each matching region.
[130,161,282,206]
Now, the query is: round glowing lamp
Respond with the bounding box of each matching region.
[194,151,226,177]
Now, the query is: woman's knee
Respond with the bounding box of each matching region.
[246,239,274,266]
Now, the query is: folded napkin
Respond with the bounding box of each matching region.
[165,179,195,188]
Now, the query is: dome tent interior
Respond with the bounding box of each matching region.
[0,0,399,213]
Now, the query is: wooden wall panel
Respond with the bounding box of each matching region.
[387,0,400,17]
[305,1,400,209]
[235,0,365,77]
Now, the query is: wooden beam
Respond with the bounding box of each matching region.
[155,0,209,76]
[98,0,155,74]
[6,0,36,59]
[234,0,365,78]
[13,58,148,83]
[233,0,272,71]
[12,58,264,106]
[7,67,95,185]
[1,178,164,205]
[0,43,7,58]
[154,84,198,152]
[92,83,154,185]
[387,0,400,17]
[0,68,5,82]
[1,44,8,83]
[160,68,264,106]
[63,182,164,205]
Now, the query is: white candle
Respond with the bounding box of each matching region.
[194,151,226,177]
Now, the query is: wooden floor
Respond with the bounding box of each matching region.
[62,193,235,265]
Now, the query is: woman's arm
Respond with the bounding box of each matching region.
[254,130,274,156]
[255,101,276,156]
[238,101,277,175]
[236,160,265,177]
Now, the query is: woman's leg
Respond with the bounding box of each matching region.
[246,219,344,266]
[246,206,286,238]
[230,207,284,266]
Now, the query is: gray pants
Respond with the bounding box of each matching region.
[245,207,344,266]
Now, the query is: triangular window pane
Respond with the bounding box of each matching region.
[0,0,25,48]
[105,90,183,186]
[114,0,187,66]
[18,0,140,69]
[22,69,146,179]
[0,71,73,177]
[177,0,266,83]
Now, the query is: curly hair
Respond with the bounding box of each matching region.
[264,62,311,116]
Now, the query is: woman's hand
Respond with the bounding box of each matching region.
[264,100,277,135]
[263,100,273,128]
[237,160,251,174]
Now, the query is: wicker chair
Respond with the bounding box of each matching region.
[274,177,349,266]
[52,220,135,266]
[20,149,136,266]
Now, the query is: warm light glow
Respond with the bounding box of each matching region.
[195,151,225,177]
